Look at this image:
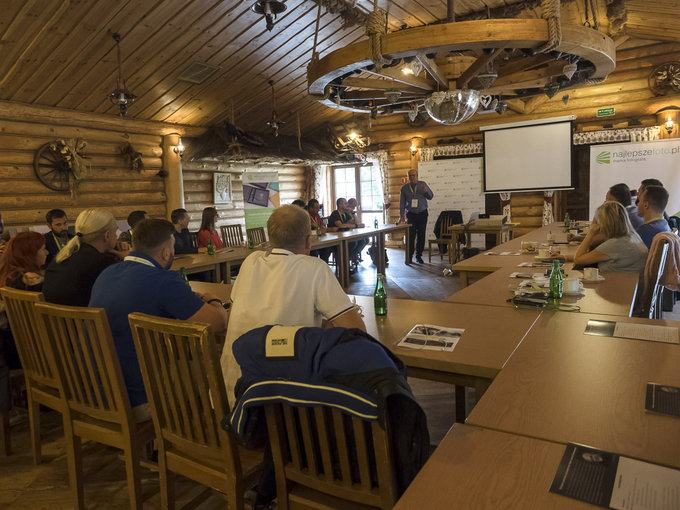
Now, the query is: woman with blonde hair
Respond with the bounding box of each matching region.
[563,201,647,273]
[43,209,131,306]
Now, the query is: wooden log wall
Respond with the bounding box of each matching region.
[0,101,202,229]
[367,40,680,236]
[181,160,307,232]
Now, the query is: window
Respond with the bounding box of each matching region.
[331,163,384,226]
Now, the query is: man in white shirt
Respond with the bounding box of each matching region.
[221,205,366,404]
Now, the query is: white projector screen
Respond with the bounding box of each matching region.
[483,118,573,193]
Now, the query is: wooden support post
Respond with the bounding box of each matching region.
[163,134,185,214]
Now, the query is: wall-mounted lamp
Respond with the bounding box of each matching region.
[665,116,675,135]
[173,138,185,157]
[410,144,418,156]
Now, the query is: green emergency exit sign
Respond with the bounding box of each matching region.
[597,107,615,117]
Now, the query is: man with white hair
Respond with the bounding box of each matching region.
[221,204,366,404]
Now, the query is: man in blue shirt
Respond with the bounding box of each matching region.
[171,208,196,254]
[399,169,434,264]
[636,185,671,248]
[90,219,229,410]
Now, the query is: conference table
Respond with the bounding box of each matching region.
[466,311,680,470]
[171,223,410,288]
[393,424,595,510]
[353,295,541,421]
[448,221,515,252]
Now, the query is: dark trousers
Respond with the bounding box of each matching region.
[407,210,428,259]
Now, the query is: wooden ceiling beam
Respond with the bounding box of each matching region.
[363,67,435,90]
[416,54,449,89]
[456,47,505,89]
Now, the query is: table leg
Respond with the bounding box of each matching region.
[339,241,349,288]
[403,226,411,265]
[376,233,386,274]
[214,262,222,283]
[224,262,231,284]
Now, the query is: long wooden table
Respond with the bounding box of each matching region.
[446,264,640,317]
[394,424,594,510]
[466,311,680,470]
[353,295,541,421]
[171,247,251,282]
[448,221,515,249]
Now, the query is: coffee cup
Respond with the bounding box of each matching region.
[521,241,537,253]
[583,267,599,281]
[563,278,580,293]
[537,248,550,258]
[570,229,579,236]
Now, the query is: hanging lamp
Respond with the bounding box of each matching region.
[108,33,136,117]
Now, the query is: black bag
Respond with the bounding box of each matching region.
[367,245,389,266]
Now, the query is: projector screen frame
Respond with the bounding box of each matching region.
[482,118,575,194]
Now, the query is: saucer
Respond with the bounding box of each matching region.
[582,275,605,283]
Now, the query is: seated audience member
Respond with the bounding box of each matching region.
[637,178,671,223]
[118,210,148,245]
[636,185,671,248]
[90,219,228,409]
[306,199,332,263]
[197,207,224,249]
[291,199,306,207]
[0,232,49,415]
[560,201,647,273]
[221,204,366,404]
[44,209,75,265]
[347,197,367,260]
[607,183,643,229]
[328,198,353,230]
[171,208,197,254]
[43,209,131,306]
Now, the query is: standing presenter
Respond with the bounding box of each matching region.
[399,169,434,264]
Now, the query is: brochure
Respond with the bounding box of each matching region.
[397,324,463,352]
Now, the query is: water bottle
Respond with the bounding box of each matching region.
[548,259,563,300]
[563,212,571,232]
[374,218,379,229]
[374,274,387,316]
[207,236,215,256]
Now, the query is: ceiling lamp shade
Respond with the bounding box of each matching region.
[424,90,480,125]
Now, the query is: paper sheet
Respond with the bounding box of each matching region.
[610,456,680,510]
[613,323,680,344]
[397,324,463,352]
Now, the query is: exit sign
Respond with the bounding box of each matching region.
[597,107,615,117]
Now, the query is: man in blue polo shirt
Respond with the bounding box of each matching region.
[636,185,671,248]
[90,219,229,410]
[399,169,434,264]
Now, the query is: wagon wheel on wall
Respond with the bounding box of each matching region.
[33,142,73,192]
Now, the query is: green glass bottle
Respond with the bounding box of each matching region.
[374,274,387,316]
[563,212,571,232]
[207,236,215,255]
[548,259,563,300]
[374,218,379,229]
[248,238,254,249]
[179,267,190,285]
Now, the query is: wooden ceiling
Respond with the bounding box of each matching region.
[0,0,677,137]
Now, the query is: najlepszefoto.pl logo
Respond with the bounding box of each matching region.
[596,151,610,164]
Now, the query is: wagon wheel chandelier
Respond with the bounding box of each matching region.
[307,8,615,125]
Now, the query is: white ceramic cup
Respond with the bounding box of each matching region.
[563,278,580,293]
[570,229,579,236]
[583,267,599,280]
[538,248,550,258]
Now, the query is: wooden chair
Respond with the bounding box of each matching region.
[246,227,267,246]
[128,313,262,510]
[220,224,244,247]
[190,231,199,250]
[264,401,397,510]
[0,288,65,462]
[427,210,463,263]
[33,302,155,510]
[635,237,669,319]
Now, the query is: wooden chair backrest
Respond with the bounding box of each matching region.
[128,313,241,468]
[0,288,56,390]
[220,224,244,247]
[189,232,198,249]
[438,211,464,239]
[640,238,669,318]
[33,302,132,424]
[246,227,267,245]
[265,402,396,510]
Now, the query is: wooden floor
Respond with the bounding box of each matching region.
[1,247,465,509]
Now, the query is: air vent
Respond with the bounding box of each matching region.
[177,62,220,84]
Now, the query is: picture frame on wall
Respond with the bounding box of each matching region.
[213,172,232,204]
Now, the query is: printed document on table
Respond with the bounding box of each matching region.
[609,456,680,510]
[613,323,679,344]
[398,324,463,352]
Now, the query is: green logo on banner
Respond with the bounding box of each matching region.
[596,151,610,164]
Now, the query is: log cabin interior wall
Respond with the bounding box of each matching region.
[181,160,307,232]
[0,101,200,229]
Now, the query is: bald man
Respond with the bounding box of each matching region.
[399,169,434,263]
